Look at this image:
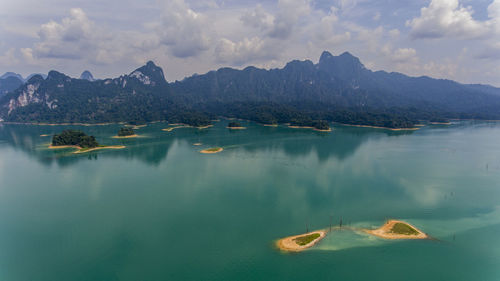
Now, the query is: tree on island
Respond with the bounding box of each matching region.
[290,118,330,130]
[52,130,99,148]
[227,121,242,128]
[118,127,135,136]
[312,120,330,130]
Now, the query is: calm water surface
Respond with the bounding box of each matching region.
[0,121,499,281]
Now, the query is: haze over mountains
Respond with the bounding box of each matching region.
[1,51,499,127]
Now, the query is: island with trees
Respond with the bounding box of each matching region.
[200,147,223,154]
[276,229,327,252]
[227,121,246,129]
[364,220,428,239]
[50,130,125,153]
[114,127,138,138]
[288,118,331,131]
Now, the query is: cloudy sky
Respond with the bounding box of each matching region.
[1,0,500,86]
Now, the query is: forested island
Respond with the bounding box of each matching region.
[50,130,125,153]
[364,220,428,239]
[52,130,99,148]
[289,118,330,131]
[227,121,246,129]
[200,147,223,154]
[115,127,137,138]
[276,230,327,252]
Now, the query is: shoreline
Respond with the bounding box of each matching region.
[49,144,126,154]
[338,123,420,131]
[112,134,139,139]
[0,120,167,126]
[163,124,214,132]
[364,220,428,240]
[276,229,327,252]
[429,122,452,125]
[162,126,187,132]
[288,125,332,132]
[197,125,213,129]
[200,147,223,154]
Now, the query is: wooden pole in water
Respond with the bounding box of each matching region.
[330,215,332,232]
[339,217,343,229]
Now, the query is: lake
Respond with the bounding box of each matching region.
[0,120,499,281]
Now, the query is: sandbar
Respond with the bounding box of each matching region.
[193,143,203,146]
[430,122,451,125]
[40,134,51,137]
[112,134,139,139]
[263,124,278,127]
[73,145,125,154]
[288,125,332,132]
[126,124,147,129]
[340,123,420,131]
[162,126,187,132]
[49,144,125,154]
[49,145,81,150]
[276,230,327,252]
[163,124,213,131]
[364,220,428,239]
[197,125,213,129]
[200,147,223,154]
[227,126,246,130]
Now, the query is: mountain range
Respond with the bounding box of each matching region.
[1,51,499,128]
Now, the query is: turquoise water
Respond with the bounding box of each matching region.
[0,121,499,281]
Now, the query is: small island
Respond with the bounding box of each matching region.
[200,147,223,154]
[364,220,428,240]
[50,130,125,153]
[429,118,451,125]
[227,122,246,129]
[162,125,186,132]
[276,230,327,252]
[113,127,138,138]
[288,119,331,132]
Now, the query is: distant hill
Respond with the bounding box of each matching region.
[1,72,48,82]
[25,73,47,81]
[0,76,23,96]
[80,70,95,81]
[0,72,24,81]
[1,51,499,127]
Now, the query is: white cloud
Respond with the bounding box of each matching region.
[0,48,19,66]
[309,7,351,48]
[389,28,400,38]
[215,37,275,65]
[392,48,418,63]
[20,7,162,68]
[157,0,211,58]
[240,4,273,31]
[268,0,312,39]
[20,48,35,64]
[488,0,500,32]
[33,8,94,59]
[407,0,490,39]
[25,8,143,65]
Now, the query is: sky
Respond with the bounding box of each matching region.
[1,0,500,86]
